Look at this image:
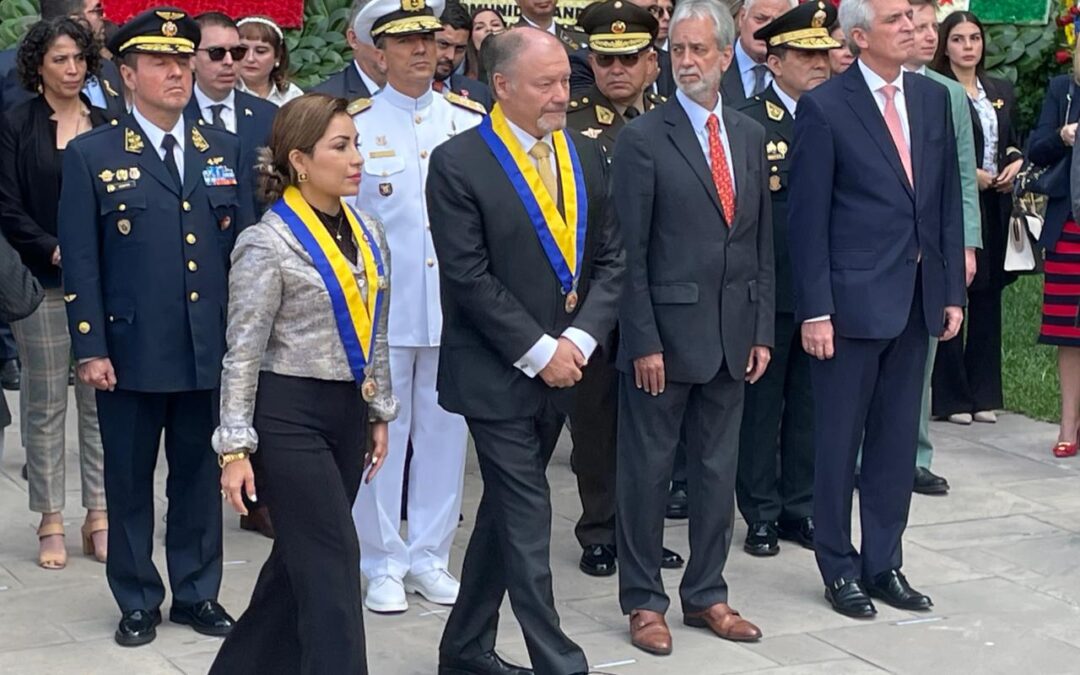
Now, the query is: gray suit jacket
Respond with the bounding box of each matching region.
[613,98,774,384]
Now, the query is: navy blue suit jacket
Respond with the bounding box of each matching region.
[58,115,255,392]
[788,64,965,340]
[1029,74,1080,249]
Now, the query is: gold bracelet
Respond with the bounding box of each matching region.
[218,451,249,469]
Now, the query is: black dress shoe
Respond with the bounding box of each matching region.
[864,569,933,611]
[913,467,949,495]
[115,609,161,647]
[660,546,684,569]
[824,578,877,618]
[169,599,235,636]
[777,517,815,550]
[743,521,779,556]
[438,651,533,674]
[580,544,616,577]
[666,481,688,519]
[0,360,19,391]
[20,463,27,481]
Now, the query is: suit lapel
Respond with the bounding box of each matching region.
[127,117,180,197]
[722,107,747,226]
[843,66,913,200]
[905,72,925,199]
[664,101,724,219]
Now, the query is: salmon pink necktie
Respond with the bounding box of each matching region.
[880,84,913,186]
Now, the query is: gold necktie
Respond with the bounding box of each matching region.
[528,141,558,204]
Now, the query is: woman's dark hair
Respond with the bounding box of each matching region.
[465,7,505,81]
[238,15,292,94]
[931,11,986,81]
[17,16,101,94]
[255,93,350,205]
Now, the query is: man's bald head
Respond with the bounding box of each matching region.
[487,26,566,81]
[488,27,571,137]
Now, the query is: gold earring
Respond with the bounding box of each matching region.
[298,172,309,183]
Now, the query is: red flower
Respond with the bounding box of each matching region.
[1057,49,1072,64]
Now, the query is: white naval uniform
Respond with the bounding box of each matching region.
[351,84,483,582]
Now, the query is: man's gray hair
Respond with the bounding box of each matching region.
[741,0,797,16]
[670,0,736,50]
[839,0,875,39]
[485,28,531,92]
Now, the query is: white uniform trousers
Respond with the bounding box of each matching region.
[353,345,467,580]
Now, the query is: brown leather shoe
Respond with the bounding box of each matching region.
[240,505,275,539]
[683,603,762,642]
[629,609,673,655]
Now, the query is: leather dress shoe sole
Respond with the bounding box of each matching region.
[743,540,779,556]
[660,548,684,569]
[115,611,162,647]
[170,605,234,636]
[866,586,933,611]
[438,652,533,674]
[682,614,762,642]
[824,590,877,619]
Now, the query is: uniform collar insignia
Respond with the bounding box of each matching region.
[244,108,253,117]
[766,100,785,122]
[595,105,615,125]
[124,128,144,154]
[191,126,210,152]
[103,80,120,98]
[582,128,603,139]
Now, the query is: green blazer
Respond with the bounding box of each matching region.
[923,67,983,249]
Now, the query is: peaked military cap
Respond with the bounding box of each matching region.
[354,0,446,45]
[107,7,200,57]
[579,0,658,55]
[753,1,840,50]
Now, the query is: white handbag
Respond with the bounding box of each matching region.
[1004,209,1036,272]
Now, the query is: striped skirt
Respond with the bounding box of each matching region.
[1041,220,1080,346]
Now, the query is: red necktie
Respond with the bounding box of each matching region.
[706,113,735,226]
[432,79,445,93]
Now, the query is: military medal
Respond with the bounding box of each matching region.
[362,378,378,402]
[564,289,579,313]
[379,183,393,196]
[769,175,782,192]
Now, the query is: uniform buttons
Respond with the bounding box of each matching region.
[771,166,778,173]
[108,315,114,322]
[426,258,435,267]
[189,292,200,302]
[420,150,428,159]
[414,115,422,124]
[186,233,197,245]
[182,201,192,212]
[77,321,91,334]
[118,203,127,212]
[187,260,198,272]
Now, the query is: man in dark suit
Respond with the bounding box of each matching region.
[514,0,589,52]
[427,27,623,675]
[719,0,793,107]
[733,0,840,559]
[434,1,493,110]
[310,0,386,98]
[58,8,255,647]
[788,0,964,619]
[612,0,772,656]
[564,0,682,580]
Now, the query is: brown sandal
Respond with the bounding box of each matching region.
[82,518,108,563]
[37,523,67,570]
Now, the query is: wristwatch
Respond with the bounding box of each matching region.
[218,451,249,468]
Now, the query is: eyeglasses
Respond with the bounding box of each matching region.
[648,6,674,18]
[198,46,249,62]
[594,52,644,68]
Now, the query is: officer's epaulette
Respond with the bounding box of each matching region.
[347,97,374,115]
[568,94,592,111]
[445,91,487,115]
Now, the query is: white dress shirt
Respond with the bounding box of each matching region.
[193,84,237,133]
[501,117,598,376]
[236,78,304,107]
[773,83,799,118]
[132,104,185,183]
[520,15,558,36]
[354,60,382,96]
[675,89,736,194]
[858,59,910,147]
[353,83,483,347]
[735,40,771,99]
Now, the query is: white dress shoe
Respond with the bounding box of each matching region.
[973,410,997,423]
[364,576,408,613]
[404,569,460,605]
[947,413,973,425]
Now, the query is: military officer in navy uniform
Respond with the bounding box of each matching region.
[733,0,840,557]
[514,0,589,53]
[564,0,683,579]
[57,7,255,647]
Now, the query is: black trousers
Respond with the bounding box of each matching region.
[812,279,928,584]
[440,395,588,675]
[568,350,617,548]
[736,312,814,525]
[616,366,743,615]
[931,286,1003,416]
[211,373,368,675]
[97,387,220,612]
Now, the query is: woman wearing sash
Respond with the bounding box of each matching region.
[209,93,397,674]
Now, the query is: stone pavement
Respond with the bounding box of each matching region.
[0,389,1079,674]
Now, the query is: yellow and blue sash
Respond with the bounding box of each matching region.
[478,104,587,295]
[272,186,385,384]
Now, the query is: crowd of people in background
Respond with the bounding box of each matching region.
[0,0,1075,673]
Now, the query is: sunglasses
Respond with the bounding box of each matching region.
[648,6,674,18]
[198,46,249,61]
[595,52,644,68]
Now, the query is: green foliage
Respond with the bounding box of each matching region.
[286,0,354,90]
[0,0,38,50]
[1002,275,1061,422]
[985,22,1067,134]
